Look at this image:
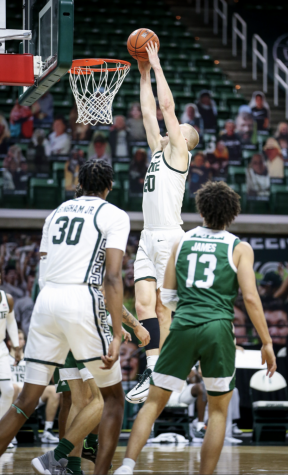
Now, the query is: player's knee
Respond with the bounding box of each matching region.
[15,391,38,416]
[156,303,171,326]
[135,299,152,320]
[46,385,59,402]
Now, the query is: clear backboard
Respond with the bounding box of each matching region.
[19,0,74,106]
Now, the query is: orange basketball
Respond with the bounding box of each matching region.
[127,28,160,62]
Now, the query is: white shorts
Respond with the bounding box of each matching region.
[25,282,113,367]
[134,228,184,289]
[59,367,93,383]
[0,342,11,381]
[167,384,195,407]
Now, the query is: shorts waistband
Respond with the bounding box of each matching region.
[144,226,182,232]
[45,282,100,290]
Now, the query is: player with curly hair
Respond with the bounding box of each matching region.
[115,180,277,475]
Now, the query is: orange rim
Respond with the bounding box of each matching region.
[69,58,131,74]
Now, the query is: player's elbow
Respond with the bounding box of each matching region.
[104,272,122,289]
[159,99,174,113]
[243,292,258,308]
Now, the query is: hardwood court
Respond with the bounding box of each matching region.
[1,445,288,474]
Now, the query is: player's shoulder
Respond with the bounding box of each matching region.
[97,201,130,228]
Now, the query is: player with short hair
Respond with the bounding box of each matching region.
[0,159,130,475]
[126,41,199,404]
[115,181,277,474]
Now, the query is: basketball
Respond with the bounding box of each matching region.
[127,28,160,61]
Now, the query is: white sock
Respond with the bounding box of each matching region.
[197,421,205,431]
[146,355,159,371]
[123,458,135,471]
[44,421,53,431]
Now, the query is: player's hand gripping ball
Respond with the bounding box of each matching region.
[127,28,160,61]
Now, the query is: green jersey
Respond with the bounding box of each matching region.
[171,226,241,329]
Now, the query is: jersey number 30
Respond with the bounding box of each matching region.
[52,216,84,245]
[186,253,217,289]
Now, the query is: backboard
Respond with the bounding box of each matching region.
[19,0,74,106]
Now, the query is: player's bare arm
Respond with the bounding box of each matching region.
[234,241,276,377]
[122,306,150,348]
[162,240,180,290]
[146,42,199,171]
[101,248,124,370]
[138,60,162,154]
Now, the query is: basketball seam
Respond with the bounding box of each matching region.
[134,33,158,50]
[135,28,144,56]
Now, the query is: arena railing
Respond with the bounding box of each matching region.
[195,0,209,25]
[252,34,268,94]
[232,13,247,69]
[274,59,288,120]
[213,0,227,46]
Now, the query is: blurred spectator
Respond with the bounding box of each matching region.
[65,147,85,192]
[126,103,146,142]
[246,154,270,197]
[275,122,288,160]
[31,92,54,127]
[1,265,24,301]
[206,140,229,175]
[263,302,288,346]
[235,107,257,148]
[0,114,10,156]
[14,272,35,338]
[3,145,29,191]
[47,116,71,156]
[234,300,248,345]
[27,129,50,174]
[181,103,204,136]
[189,152,211,195]
[196,90,217,133]
[258,272,283,304]
[219,120,242,162]
[275,122,288,143]
[156,105,166,135]
[263,138,284,179]
[129,148,148,194]
[249,91,270,133]
[69,103,92,141]
[109,115,129,159]
[120,341,140,381]
[90,132,111,165]
[9,100,33,139]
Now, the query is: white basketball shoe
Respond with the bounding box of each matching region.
[125,368,152,404]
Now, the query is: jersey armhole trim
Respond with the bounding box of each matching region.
[162,150,189,175]
[228,238,240,273]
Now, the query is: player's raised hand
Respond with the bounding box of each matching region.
[100,335,121,370]
[261,342,277,378]
[146,41,160,69]
[138,60,151,74]
[134,323,150,348]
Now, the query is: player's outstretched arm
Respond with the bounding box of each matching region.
[146,42,187,170]
[236,242,276,377]
[122,306,150,347]
[138,61,162,154]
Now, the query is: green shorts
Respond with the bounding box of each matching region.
[151,319,236,396]
[54,351,86,394]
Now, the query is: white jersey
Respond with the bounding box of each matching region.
[0,290,19,357]
[142,150,192,230]
[40,196,130,286]
[9,355,26,388]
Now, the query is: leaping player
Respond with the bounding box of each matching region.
[126,41,199,404]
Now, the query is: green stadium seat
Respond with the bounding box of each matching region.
[228,166,246,185]
[113,162,130,183]
[211,80,235,94]
[270,184,288,214]
[52,162,65,186]
[246,198,270,214]
[106,180,122,208]
[200,67,224,81]
[195,56,214,69]
[29,178,59,209]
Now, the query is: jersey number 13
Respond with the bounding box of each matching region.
[186,253,217,289]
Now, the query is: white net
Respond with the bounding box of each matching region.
[69,60,130,126]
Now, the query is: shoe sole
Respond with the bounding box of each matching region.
[125,395,147,404]
[31,458,50,475]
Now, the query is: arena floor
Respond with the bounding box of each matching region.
[1,444,288,474]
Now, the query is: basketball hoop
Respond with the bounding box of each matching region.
[69,58,131,126]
